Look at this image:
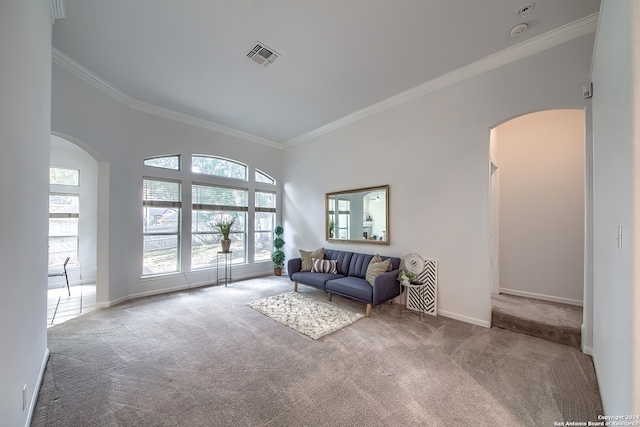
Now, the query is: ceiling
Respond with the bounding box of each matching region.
[52,0,601,145]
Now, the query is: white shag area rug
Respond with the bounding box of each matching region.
[247,292,364,340]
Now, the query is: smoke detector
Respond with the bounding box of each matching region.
[510,23,529,37]
[247,42,280,67]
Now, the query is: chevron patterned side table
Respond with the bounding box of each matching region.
[401,259,438,321]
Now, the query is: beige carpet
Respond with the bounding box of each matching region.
[247,292,364,339]
[32,276,602,426]
[492,293,582,348]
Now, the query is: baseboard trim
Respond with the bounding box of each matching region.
[97,272,275,308]
[25,348,50,427]
[581,344,594,356]
[580,324,593,356]
[438,309,491,328]
[499,288,583,307]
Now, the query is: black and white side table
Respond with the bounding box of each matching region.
[400,258,438,321]
[216,251,233,287]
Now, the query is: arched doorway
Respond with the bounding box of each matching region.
[490,109,585,304]
[48,133,109,325]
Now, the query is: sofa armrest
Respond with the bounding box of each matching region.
[372,269,402,306]
[287,258,302,280]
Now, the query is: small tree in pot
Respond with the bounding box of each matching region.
[271,225,285,276]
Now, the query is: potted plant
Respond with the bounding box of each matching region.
[397,270,415,286]
[213,216,235,252]
[271,225,285,276]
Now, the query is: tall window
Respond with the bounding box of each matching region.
[143,178,181,275]
[192,184,248,268]
[48,193,79,268]
[255,191,276,262]
[49,167,80,268]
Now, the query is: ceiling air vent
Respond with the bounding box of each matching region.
[247,42,280,67]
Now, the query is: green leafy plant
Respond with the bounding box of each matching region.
[397,270,415,283]
[271,225,285,271]
[212,216,235,240]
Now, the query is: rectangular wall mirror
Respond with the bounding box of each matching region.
[326,185,389,244]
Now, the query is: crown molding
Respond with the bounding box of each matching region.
[51,48,282,149]
[52,12,598,151]
[283,13,599,148]
[52,48,135,107]
[50,0,65,23]
[130,101,282,148]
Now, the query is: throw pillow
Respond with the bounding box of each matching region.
[371,253,393,271]
[300,248,324,271]
[312,258,338,274]
[366,259,391,286]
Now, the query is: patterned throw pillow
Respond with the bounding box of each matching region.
[366,259,391,286]
[300,248,324,271]
[311,258,338,274]
[371,254,393,271]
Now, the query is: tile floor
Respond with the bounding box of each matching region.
[47,282,96,327]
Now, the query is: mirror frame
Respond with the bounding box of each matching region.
[325,185,390,245]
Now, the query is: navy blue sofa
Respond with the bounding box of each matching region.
[287,249,401,317]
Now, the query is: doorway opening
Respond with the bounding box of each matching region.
[489,109,586,346]
[48,134,109,326]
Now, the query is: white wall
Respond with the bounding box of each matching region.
[493,110,585,305]
[591,0,639,415]
[50,135,99,284]
[283,34,595,327]
[52,65,283,307]
[0,1,51,425]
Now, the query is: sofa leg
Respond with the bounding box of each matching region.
[294,282,298,292]
[327,292,332,301]
[390,298,395,305]
[365,304,372,318]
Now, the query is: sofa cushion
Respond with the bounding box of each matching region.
[291,271,343,288]
[312,258,337,274]
[366,259,391,286]
[326,276,373,303]
[323,249,353,276]
[348,253,376,278]
[300,248,324,271]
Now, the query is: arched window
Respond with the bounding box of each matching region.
[143,155,180,170]
[255,169,275,185]
[192,155,247,181]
